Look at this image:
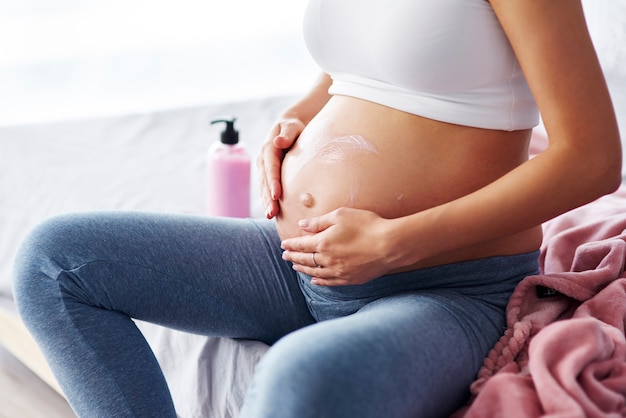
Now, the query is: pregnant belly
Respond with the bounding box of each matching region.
[274,96,539,259]
[274,125,472,241]
[276,133,393,240]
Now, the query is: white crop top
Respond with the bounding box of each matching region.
[303,0,539,131]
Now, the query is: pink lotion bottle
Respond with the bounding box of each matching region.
[206,117,250,218]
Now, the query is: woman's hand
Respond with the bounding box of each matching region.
[280,207,398,286]
[258,118,305,219]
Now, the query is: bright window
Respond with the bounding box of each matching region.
[0,0,318,125]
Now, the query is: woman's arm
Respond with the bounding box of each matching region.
[387,0,622,266]
[258,73,332,218]
[281,0,622,285]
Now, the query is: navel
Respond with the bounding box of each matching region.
[300,192,315,208]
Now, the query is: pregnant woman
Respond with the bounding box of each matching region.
[13,1,621,417]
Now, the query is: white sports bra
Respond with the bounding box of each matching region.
[303,0,539,131]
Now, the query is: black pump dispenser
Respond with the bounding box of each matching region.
[211,117,239,145]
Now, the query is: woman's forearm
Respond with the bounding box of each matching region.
[280,73,332,126]
[259,73,333,218]
[387,135,622,270]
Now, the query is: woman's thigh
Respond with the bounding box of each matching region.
[14,212,314,342]
[242,291,498,418]
[13,212,316,417]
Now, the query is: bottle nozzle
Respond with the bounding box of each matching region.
[211,117,239,145]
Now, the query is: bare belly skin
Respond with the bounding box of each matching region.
[276,95,542,268]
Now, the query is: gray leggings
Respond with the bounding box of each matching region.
[12,212,538,418]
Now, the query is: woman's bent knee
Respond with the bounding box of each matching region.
[12,213,99,321]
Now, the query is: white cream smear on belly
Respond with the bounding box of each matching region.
[284,134,379,183]
[313,134,379,162]
[283,134,380,207]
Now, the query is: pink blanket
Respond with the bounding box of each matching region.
[453,187,626,417]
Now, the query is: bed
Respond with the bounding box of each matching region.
[1,4,625,416]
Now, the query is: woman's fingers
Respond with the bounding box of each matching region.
[257,119,305,218]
